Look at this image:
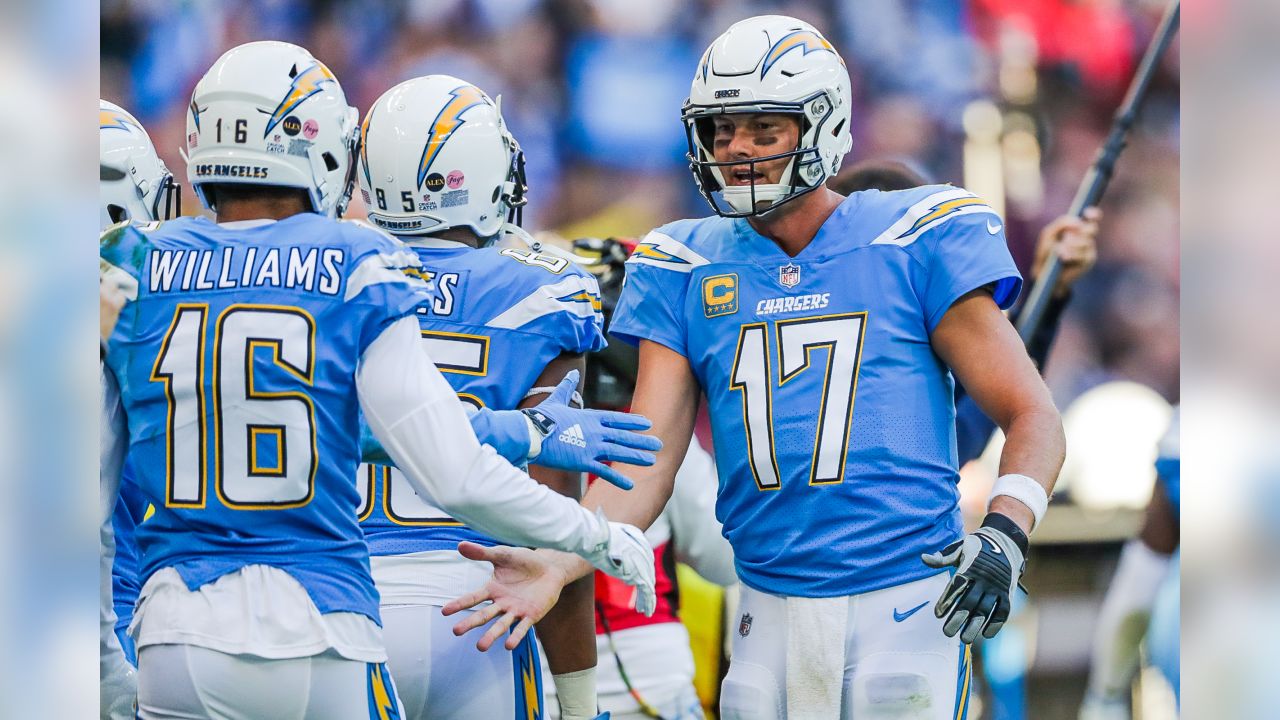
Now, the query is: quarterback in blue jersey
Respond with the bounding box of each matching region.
[100,41,656,720]
[355,75,633,720]
[449,15,1066,719]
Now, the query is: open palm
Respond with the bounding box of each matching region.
[442,542,568,651]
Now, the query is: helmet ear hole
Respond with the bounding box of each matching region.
[491,186,501,203]
[322,152,339,172]
[832,119,845,137]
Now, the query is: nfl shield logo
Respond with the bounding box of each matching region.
[739,612,753,637]
[779,263,801,288]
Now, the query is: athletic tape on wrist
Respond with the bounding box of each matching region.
[523,386,585,408]
[987,473,1049,531]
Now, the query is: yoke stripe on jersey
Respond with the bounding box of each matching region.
[345,250,430,301]
[487,275,602,330]
[626,231,710,273]
[869,188,998,248]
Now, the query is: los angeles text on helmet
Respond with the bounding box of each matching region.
[194,164,271,179]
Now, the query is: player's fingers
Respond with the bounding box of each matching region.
[477,610,518,652]
[546,369,580,406]
[441,587,492,616]
[597,411,654,432]
[452,601,503,635]
[1082,206,1102,222]
[983,597,1012,639]
[602,426,662,451]
[960,592,998,644]
[921,541,962,569]
[591,463,635,491]
[457,541,502,563]
[942,606,969,639]
[932,575,969,617]
[505,616,536,651]
[598,439,658,465]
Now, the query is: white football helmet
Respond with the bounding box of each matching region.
[100,99,180,230]
[185,41,359,218]
[683,15,852,217]
[358,75,527,241]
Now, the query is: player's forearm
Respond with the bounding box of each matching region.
[358,319,610,556]
[580,339,700,529]
[536,573,597,673]
[994,403,1065,531]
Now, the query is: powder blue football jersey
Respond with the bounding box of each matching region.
[101,213,429,623]
[358,242,606,555]
[610,185,1022,598]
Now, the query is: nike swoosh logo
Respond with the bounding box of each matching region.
[893,601,929,622]
[987,220,1003,234]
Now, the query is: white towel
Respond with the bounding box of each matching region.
[785,595,848,719]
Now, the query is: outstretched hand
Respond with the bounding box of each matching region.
[442,542,570,652]
[528,369,662,490]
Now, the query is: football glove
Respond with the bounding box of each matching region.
[922,513,1029,644]
[521,369,661,490]
[583,509,657,616]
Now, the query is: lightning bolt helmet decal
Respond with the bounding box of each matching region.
[416,84,489,189]
[264,61,337,138]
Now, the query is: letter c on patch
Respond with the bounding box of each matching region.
[702,273,738,318]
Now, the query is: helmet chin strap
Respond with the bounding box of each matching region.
[718,154,798,215]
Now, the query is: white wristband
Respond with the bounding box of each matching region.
[552,667,597,720]
[524,415,546,460]
[523,386,585,408]
[987,474,1050,531]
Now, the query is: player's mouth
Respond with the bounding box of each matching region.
[728,167,767,186]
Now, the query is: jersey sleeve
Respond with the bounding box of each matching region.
[609,228,701,356]
[891,188,1022,332]
[485,265,607,355]
[342,225,432,355]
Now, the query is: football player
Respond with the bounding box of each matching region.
[446,16,1066,719]
[100,41,657,719]
[355,75,661,720]
[1080,406,1180,719]
[99,98,182,720]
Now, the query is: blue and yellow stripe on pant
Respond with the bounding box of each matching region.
[512,627,544,720]
[368,662,403,720]
[954,644,972,720]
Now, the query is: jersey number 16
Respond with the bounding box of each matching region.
[151,303,318,510]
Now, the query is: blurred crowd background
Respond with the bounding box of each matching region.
[98,0,1192,718]
[97,3,1183,715]
[100,0,1181,416]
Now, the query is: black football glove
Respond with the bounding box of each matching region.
[922,513,1029,644]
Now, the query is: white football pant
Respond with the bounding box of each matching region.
[381,603,543,720]
[136,644,404,720]
[720,572,971,719]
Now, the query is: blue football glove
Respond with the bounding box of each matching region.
[522,370,660,490]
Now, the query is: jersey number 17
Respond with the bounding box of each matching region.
[729,313,867,490]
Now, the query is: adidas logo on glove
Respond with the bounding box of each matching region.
[558,424,587,448]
